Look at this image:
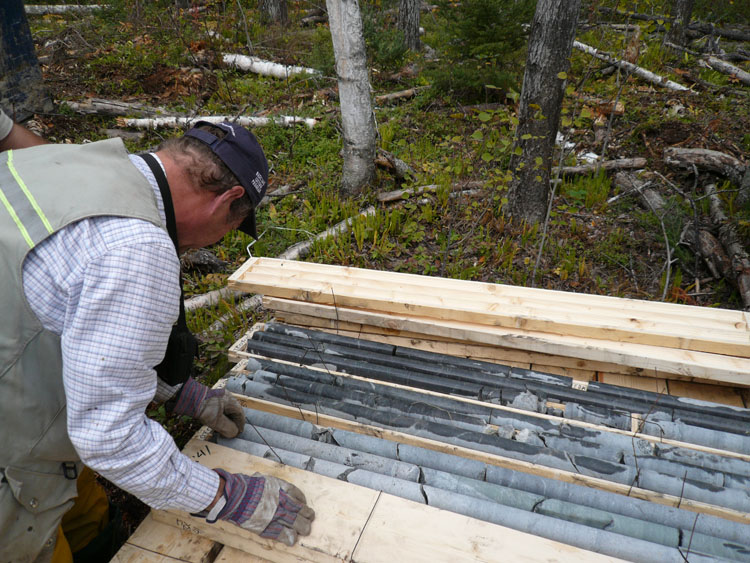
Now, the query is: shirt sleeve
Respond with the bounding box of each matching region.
[0,108,12,141]
[61,240,218,512]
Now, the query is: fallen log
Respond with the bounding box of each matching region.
[687,23,750,43]
[375,88,422,104]
[573,41,690,92]
[222,53,320,79]
[664,147,746,186]
[562,157,646,176]
[377,181,484,203]
[25,4,103,14]
[117,114,317,129]
[679,224,733,282]
[705,184,750,309]
[63,98,174,117]
[300,14,328,25]
[701,56,750,87]
[375,149,415,180]
[199,207,376,334]
[612,172,666,211]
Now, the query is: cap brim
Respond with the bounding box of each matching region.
[238,210,257,238]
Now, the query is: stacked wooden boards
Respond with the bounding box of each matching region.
[227,257,750,406]
[115,257,750,561]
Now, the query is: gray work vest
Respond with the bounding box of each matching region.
[0,139,165,562]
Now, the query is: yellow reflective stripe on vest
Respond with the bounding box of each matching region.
[0,150,54,248]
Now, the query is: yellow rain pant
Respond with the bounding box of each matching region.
[50,468,109,563]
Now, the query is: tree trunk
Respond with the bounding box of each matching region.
[507,0,581,224]
[398,0,421,51]
[0,0,53,121]
[665,0,695,47]
[326,0,377,196]
[259,0,289,26]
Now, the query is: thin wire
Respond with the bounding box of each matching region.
[246,225,317,257]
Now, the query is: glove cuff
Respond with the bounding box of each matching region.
[172,377,208,417]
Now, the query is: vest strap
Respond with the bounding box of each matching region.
[138,153,197,386]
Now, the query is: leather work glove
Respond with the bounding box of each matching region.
[208,469,315,546]
[172,377,245,438]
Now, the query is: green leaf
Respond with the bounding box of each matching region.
[557,71,567,80]
[481,152,493,162]
[535,156,543,165]
[521,133,532,140]
[478,112,491,122]
[471,130,484,141]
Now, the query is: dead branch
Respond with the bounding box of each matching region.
[705,184,750,309]
[117,115,317,129]
[63,98,175,118]
[301,14,328,25]
[375,149,416,180]
[198,207,376,334]
[612,172,665,211]
[664,147,746,186]
[700,57,750,87]
[573,41,690,92]
[562,157,646,176]
[377,181,484,203]
[375,88,423,104]
[686,23,750,43]
[25,4,103,14]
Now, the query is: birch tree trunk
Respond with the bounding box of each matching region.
[398,0,421,51]
[0,0,53,121]
[507,0,581,224]
[665,0,695,47]
[326,0,377,196]
[259,0,289,26]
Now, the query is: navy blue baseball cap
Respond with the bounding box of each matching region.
[184,121,268,238]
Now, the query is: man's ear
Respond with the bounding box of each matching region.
[225,185,246,203]
[213,185,246,210]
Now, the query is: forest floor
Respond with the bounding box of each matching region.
[20,0,750,547]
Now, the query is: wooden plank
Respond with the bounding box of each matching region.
[111,544,185,563]
[530,363,596,381]
[152,440,617,562]
[666,380,746,407]
[231,258,747,326]
[348,493,625,563]
[229,263,749,357]
[598,373,669,395]
[153,439,380,563]
[263,298,750,385]
[230,393,750,522]
[112,513,221,563]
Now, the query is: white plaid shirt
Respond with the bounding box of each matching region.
[21,154,219,512]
